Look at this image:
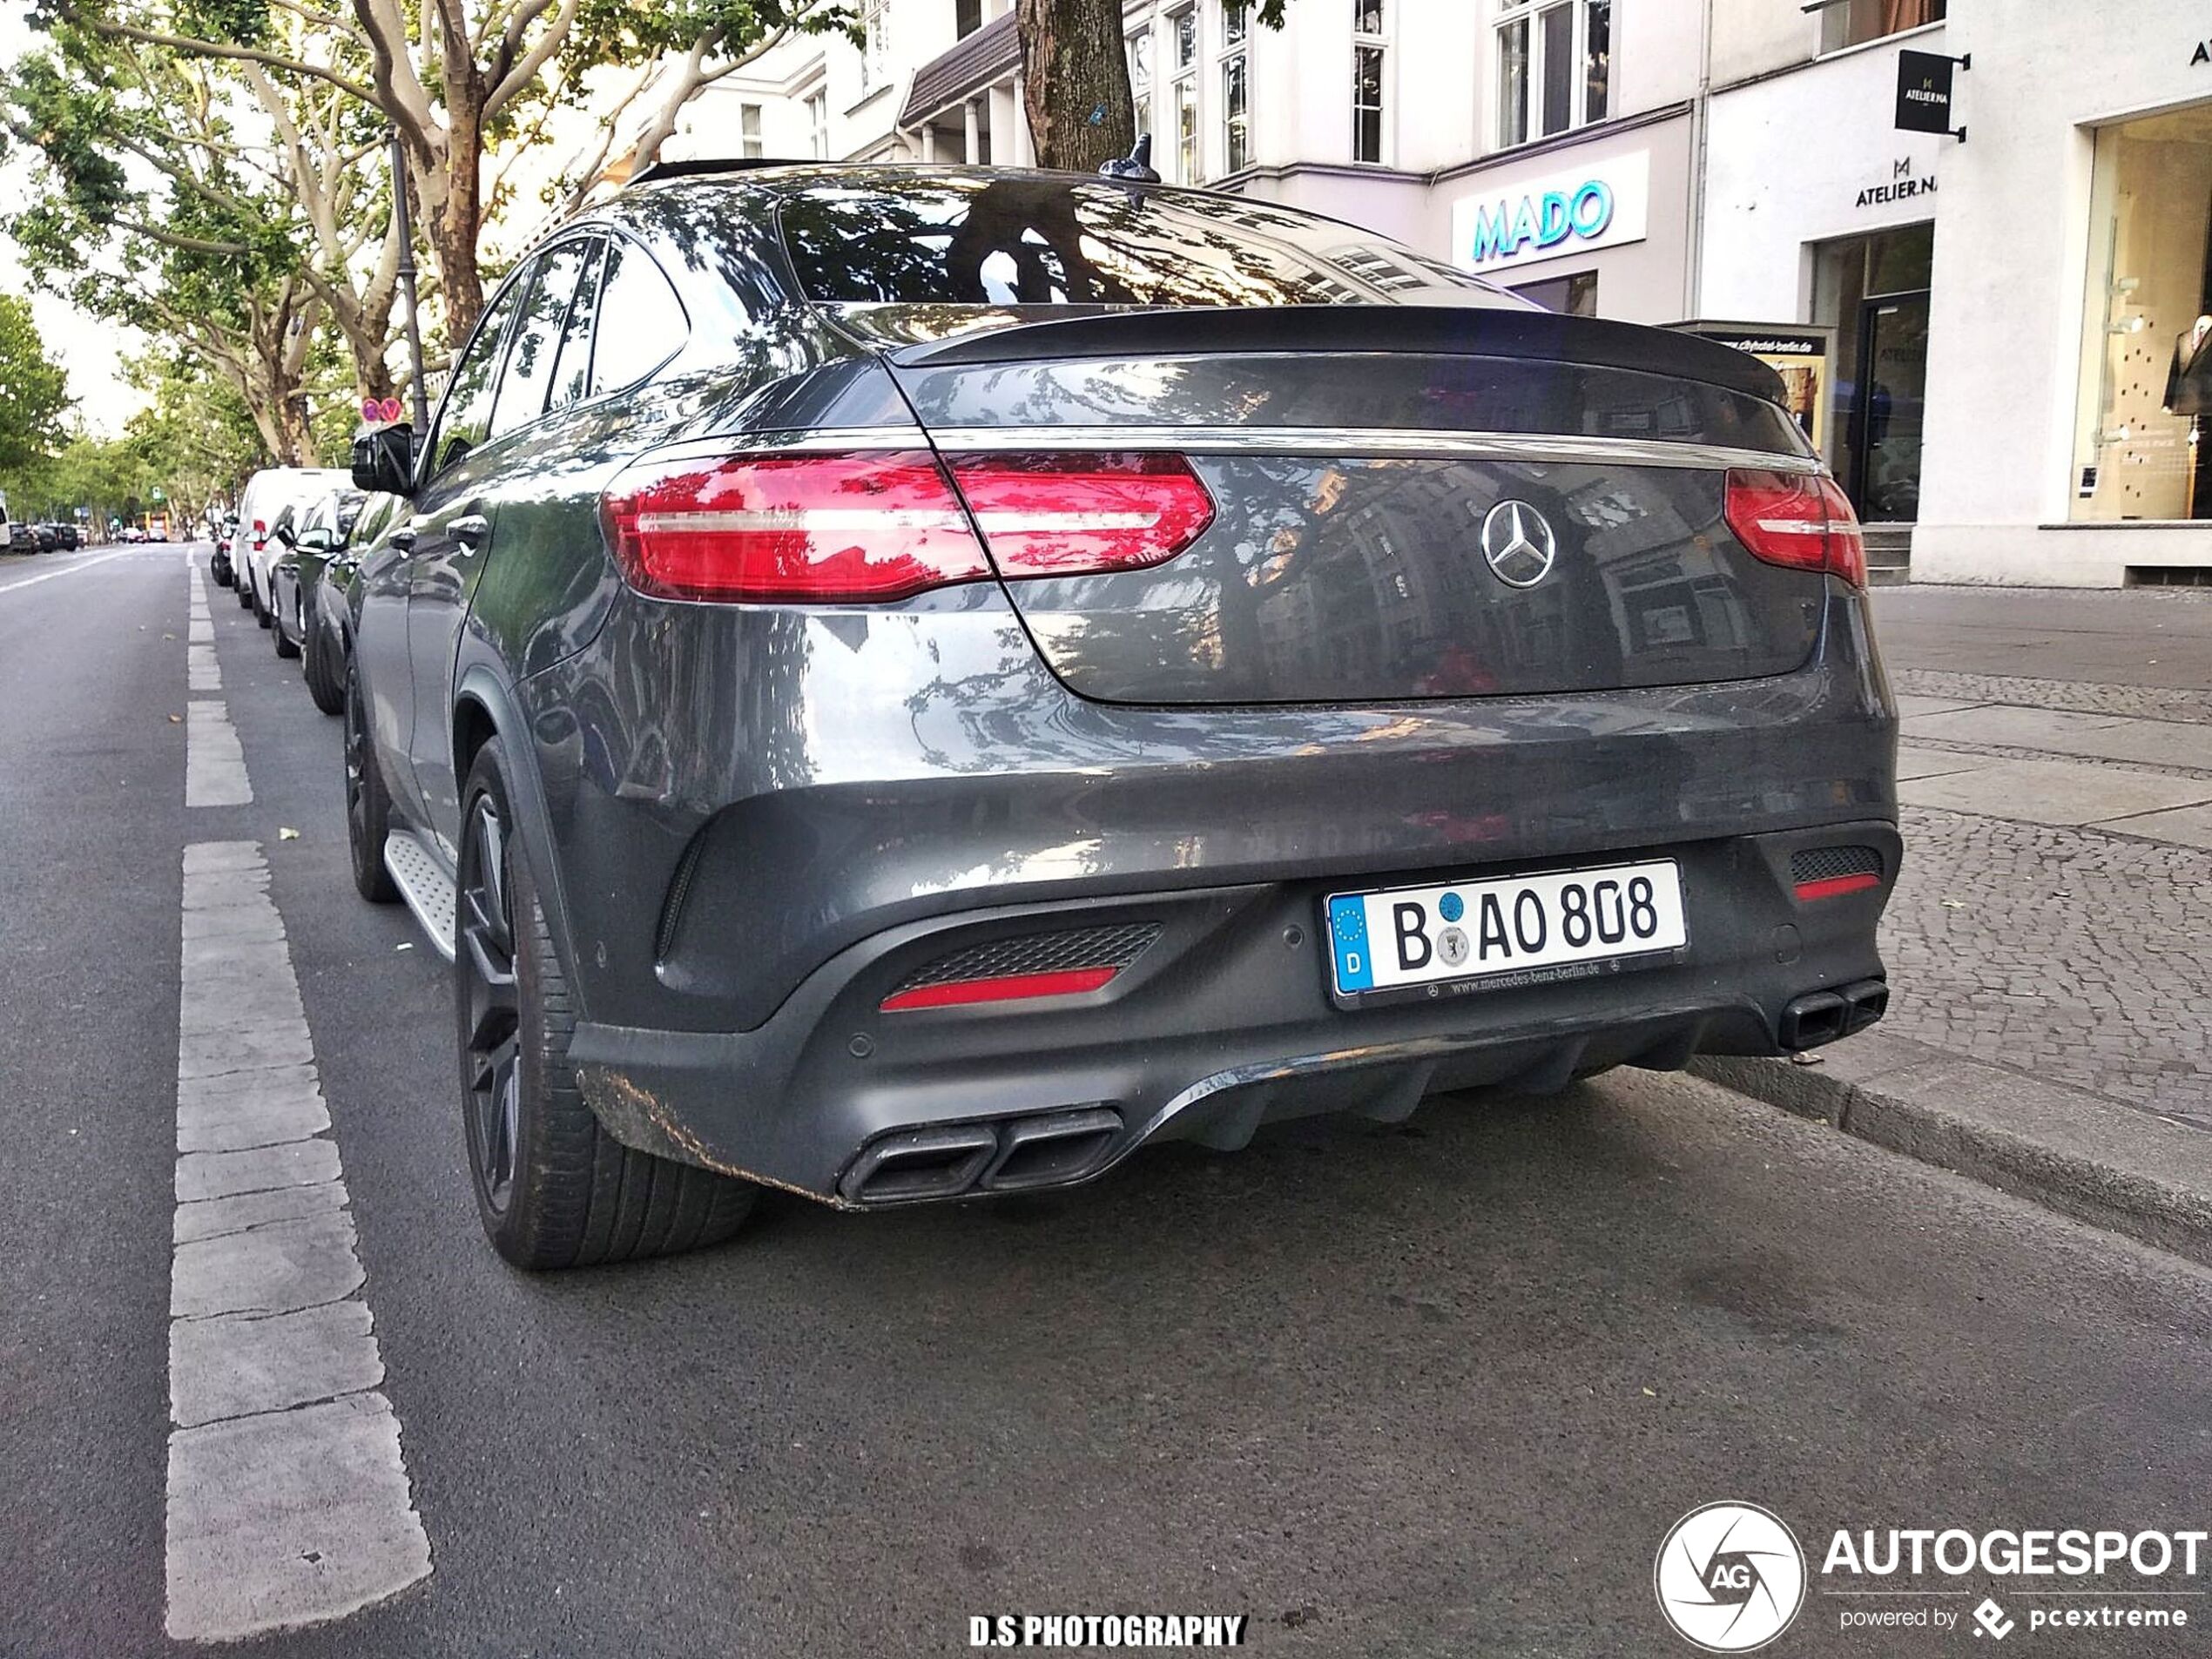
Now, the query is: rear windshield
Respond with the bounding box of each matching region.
[777,178,1510,310]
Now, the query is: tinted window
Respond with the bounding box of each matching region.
[776,178,1507,308]
[587,240,686,397]
[429,280,526,475]
[547,239,604,411]
[490,242,591,439]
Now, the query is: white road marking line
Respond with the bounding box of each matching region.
[166,841,430,1642]
[0,547,142,595]
[184,704,249,805]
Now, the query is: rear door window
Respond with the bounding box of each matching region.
[546,239,604,411]
[587,239,687,397]
[490,240,592,439]
[776,179,1507,309]
[428,280,526,476]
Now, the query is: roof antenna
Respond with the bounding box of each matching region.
[1098,134,1160,185]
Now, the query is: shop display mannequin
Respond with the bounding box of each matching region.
[2168,315,2212,416]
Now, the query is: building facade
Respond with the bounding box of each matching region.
[661,0,2212,586]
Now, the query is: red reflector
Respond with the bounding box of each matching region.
[1795,873,1882,900]
[1724,469,1866,589]
[946,453,1214,577]
[880,965,1120,1012]
[601,450,990,603]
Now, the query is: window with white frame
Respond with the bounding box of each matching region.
[1352,0,1386,165]
[738,102,764,158]
[1494,0,1609,149]
[1170,8,1199,183]
[1218,2,1250,175]
[805,86,829,158]
[860,0,890,97]
[1129,26,1153,145]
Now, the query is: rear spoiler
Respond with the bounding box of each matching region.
[887,305,1788,405]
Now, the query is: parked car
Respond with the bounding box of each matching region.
[6,522,34,554]
[307,493,401,717]
[52,523,79,550]
[235,467,353,624]
[270,487,366,668]
[342,162,1898,1270]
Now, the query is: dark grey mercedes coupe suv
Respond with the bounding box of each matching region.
[341,161,1898,1268]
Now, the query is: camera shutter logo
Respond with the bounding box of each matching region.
[1480,499,1559,588]
[1654,1501,1806,1652]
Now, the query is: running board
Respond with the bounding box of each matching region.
[383,830,458,961]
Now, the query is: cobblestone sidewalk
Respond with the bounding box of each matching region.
[1880,806,2212,1127]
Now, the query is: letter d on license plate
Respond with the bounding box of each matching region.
[1325,860,1686,999]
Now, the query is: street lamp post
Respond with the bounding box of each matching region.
[389,128,432,434]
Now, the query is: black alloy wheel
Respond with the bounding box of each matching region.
[459,793,520,1217]
[343,656,399,902]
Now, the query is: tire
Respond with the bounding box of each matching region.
[344,654,400,903]
[456,738,758,1269]
[236,570,255,609]
[273,591,300,658]
[305,624,346,717]
[253,577,273,628]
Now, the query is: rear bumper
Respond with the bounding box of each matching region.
[568,818,1899,1204]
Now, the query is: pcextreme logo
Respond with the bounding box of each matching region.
[1655,1502,1808,1653]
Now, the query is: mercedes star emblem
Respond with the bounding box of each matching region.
[1480,499,1560,588]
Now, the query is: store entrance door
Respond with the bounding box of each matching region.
[1851,290,1931,523]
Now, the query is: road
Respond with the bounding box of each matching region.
[4,550,2211,1657]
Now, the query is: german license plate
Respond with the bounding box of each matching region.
[1325,860,1686,999]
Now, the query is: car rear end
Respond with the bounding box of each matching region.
[540,171,1897,1210]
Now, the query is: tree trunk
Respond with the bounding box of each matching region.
[1015,0,1136,173]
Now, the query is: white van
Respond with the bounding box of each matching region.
[235,467,353,623]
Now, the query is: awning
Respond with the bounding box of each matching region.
[898,12,1020,129]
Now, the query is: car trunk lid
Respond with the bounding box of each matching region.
[862,304,1830,706]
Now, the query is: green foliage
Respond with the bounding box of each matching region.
[0,293,73,475]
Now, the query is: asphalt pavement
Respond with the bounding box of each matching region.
[5,551,2212,1657]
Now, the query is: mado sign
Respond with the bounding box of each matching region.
[1451,151,1650,274]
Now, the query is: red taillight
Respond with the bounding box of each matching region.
[1794,873,1882,901]
[880,965,1121,1012]
[1723,469,1865,589]
[946,452,1215,577]
[600,450,989,603]
[252,517,266,550]
[599,448,1214,604]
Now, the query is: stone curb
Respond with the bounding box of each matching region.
[1689,1032,2212,1271]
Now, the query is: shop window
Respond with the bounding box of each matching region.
[1508,270,1597,317]
[2074,105,2212,523]
[1494,0,1609,150]
[1353,1,1387,165]
[1819,0,1945,55]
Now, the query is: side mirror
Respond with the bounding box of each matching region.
[352,424,415,496]
[272,518,298,549]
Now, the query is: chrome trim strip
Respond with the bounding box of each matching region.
[923,425,1821,472]
[644,426,932,463]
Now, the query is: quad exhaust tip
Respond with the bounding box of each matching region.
[1779,978,1889,1051]
[839,1107,1123,1207]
